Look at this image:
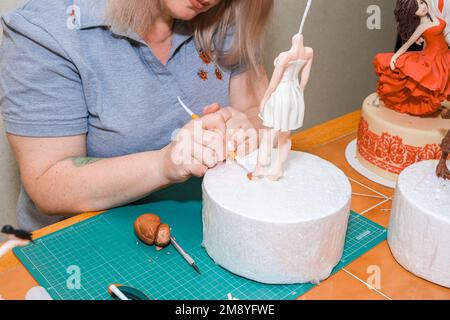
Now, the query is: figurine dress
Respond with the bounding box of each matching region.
[259,58,306,132]
[374,18,450,116]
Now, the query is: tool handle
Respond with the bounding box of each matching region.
[171,237,195,265]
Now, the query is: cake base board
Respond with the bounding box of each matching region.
[345,139,396,188]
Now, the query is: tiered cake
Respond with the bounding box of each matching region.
[202,151,351,284]
[356,94,450,182]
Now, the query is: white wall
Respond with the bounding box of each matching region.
[264,0,397,129]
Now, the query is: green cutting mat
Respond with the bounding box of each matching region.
[14,178,387,300]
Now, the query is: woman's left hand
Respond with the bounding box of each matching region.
[203,104,257,158]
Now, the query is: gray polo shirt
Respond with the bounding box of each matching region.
[0,0,245,231]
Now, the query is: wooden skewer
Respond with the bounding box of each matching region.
[352,193,386,200]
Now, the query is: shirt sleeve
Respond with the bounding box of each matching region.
[0,11,88,137]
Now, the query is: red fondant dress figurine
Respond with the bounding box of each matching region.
[374,17,450,116]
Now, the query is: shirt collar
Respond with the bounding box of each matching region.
[77,0,109,30]
[76,0,193,49]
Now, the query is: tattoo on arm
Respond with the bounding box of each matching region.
[72,157,103,167]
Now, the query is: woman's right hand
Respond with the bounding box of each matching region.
[161,111,232,183]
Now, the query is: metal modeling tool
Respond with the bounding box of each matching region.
[170,236,201,274]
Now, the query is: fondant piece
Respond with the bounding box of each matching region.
[253,0,314,181]
[388,160,450,288]
[356,94,450,182]
[202,151,351,284]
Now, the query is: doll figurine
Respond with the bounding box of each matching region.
[374,0,450,116]
[437,126,450,179]
[251,1,314,181]
[252,34,313,181]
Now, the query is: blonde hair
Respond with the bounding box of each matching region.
[106,0,274,95]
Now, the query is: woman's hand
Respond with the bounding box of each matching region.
[162,111,231,183]
[390,55,398,71]
[203,104,258,158]
[224,107,258,158]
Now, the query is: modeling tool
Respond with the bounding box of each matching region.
[108,284,150,300]
[170,236,201,274]
[0,225,33,258]
[108,284,129,300]
[177,96,200,120]
[2,225,34,242]
[228,150,256,181]
[176,96,250,174]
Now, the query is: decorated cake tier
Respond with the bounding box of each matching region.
[388,160,450,288]
[357,93,450,182]
[202,151,351,284]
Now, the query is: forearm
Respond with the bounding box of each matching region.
[28,149,170,216]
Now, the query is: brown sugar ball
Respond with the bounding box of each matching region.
[134,214,161,245]
[155,224,171,247]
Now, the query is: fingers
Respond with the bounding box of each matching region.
[173,106,257,180]
[230,127,259,158]
[193,127,226,163]
[202,103,221,115]
[194,113,226,137]
[224,110,257,157]
[192,142,218,169]
[188,157,209,178]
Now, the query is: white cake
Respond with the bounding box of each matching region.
[202,151,352,284]
[388,160,450,288]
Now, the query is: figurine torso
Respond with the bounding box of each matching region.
[422,18,448,55]
[274,58,307,84]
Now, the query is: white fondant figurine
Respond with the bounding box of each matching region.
[251,1,314,181]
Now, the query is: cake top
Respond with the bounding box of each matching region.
[398,160,450,221]
[203,151,351,223]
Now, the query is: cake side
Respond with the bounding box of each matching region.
[356,93,450,182]
[388,160,450,288]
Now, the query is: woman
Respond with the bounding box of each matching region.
[374,0,450,116]
[0,0,273,231]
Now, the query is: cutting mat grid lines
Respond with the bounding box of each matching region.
[14,179,387,300]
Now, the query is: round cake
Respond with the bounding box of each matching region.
[202,151,351,284]
[356,93,450,182]
[388,160,450,288]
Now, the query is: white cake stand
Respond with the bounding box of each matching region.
[345,139,396,189]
